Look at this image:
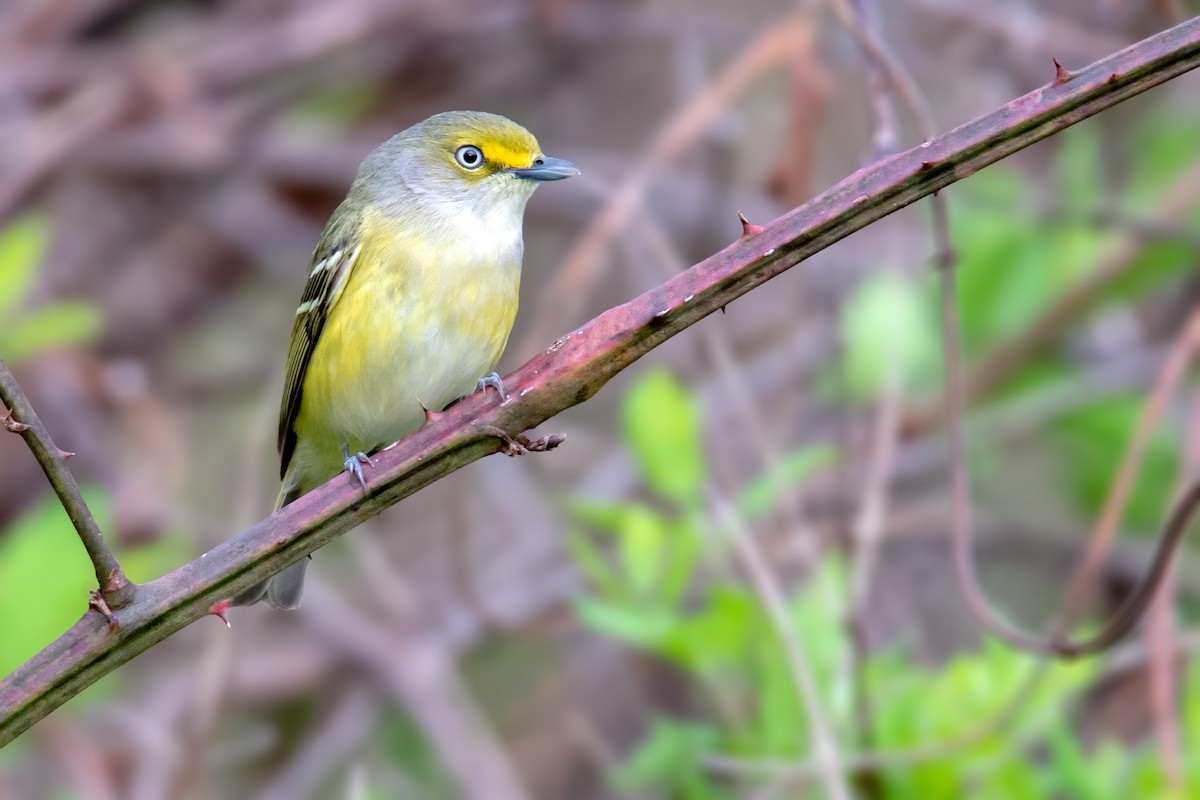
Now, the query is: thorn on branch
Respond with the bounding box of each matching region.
[919,160,938,171]
[57,449,76,460]
[208,599,232,628]
[2,412,29,433]
[419,399,441,425]
[88,590,119,631]
[1053,58,1072,85]
[738,211,766,237]
[475,425,566,457]
[1107,72,1123,84]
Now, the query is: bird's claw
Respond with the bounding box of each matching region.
[477,372,508,402]
[342,446,374,490]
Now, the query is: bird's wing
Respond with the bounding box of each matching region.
[278,235,363,479]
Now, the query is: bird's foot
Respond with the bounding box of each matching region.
[476,372,508,402]
[342,445,374,490]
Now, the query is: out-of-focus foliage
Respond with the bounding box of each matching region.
[571,370,832,656]
[841,270,939,400]
[569,108,1200,797]
[573,367,1200,800]
[0,489,191,679]
[621,370,707,506]
[1052,396,1178,530]
[0,216,101,363]
[832,115,1199,529]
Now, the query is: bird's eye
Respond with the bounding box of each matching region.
[455,145,484,170]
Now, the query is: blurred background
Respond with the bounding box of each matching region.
[2,0,1200,798]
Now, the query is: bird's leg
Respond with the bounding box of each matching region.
[476,372,508,402]
[342,443,374,490]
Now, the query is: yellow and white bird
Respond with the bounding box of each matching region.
[236,111,578,609]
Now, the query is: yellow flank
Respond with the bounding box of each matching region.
[289,205,521,489]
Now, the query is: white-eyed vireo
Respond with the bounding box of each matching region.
[236,111,578,609]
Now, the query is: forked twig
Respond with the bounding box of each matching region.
[0,360,134,609]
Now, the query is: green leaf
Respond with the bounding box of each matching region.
[842,272,938,399]
[2,302,102,362]
[1054,126,1103,216]
[736,445,836,521]
[574,598,675,650]
[658,513,700,607]
[566,530,624,599]
[615,719,728,799]
[569,501,679,599]
[1126,111,1200,208]
[569,498,651,534]
[0,486,192,693]
[1050,395,1178,531]
[621,370,704,504]
[752,640,805,753]
[954,208,1040,348]
[0,214,48,318]
[619,505,668,597]
[569,499,701,606]
[0,491,98,679]
[659,587,756,671]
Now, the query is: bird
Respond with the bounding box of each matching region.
[234,111,578,609]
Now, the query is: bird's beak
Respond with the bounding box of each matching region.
[510,156,580,182]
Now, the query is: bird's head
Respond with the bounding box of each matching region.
[364,111,579,216]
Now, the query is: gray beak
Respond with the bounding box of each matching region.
[511,156,580,182]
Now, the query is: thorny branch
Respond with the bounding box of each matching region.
[1,16,1199,747]
[0,360,133,609]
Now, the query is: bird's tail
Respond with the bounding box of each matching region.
[231,478,307,609]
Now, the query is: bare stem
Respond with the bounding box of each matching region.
[716,493,850,800]
[0,360,133,608]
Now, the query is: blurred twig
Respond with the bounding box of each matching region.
[0,0,496,223]
[1146,564,1182,793]
[629,206,819,562]
[1066,308,1200,622]
[714,492,851,800]
[519,11,817,352]
[2,16,1199,745]
[831,0,928,771]
[1150,383,1200,789]
[905,159,1200,436]
[0,358,133,609]
[701,657,1045,785]
[257,685,380,800]
[303,578,534,800]
[945,280,1200,657]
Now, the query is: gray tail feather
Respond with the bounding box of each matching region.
[232,481,308,609]
[264,558,308,610]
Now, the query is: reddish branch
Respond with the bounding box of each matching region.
[1,17,1199,747]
